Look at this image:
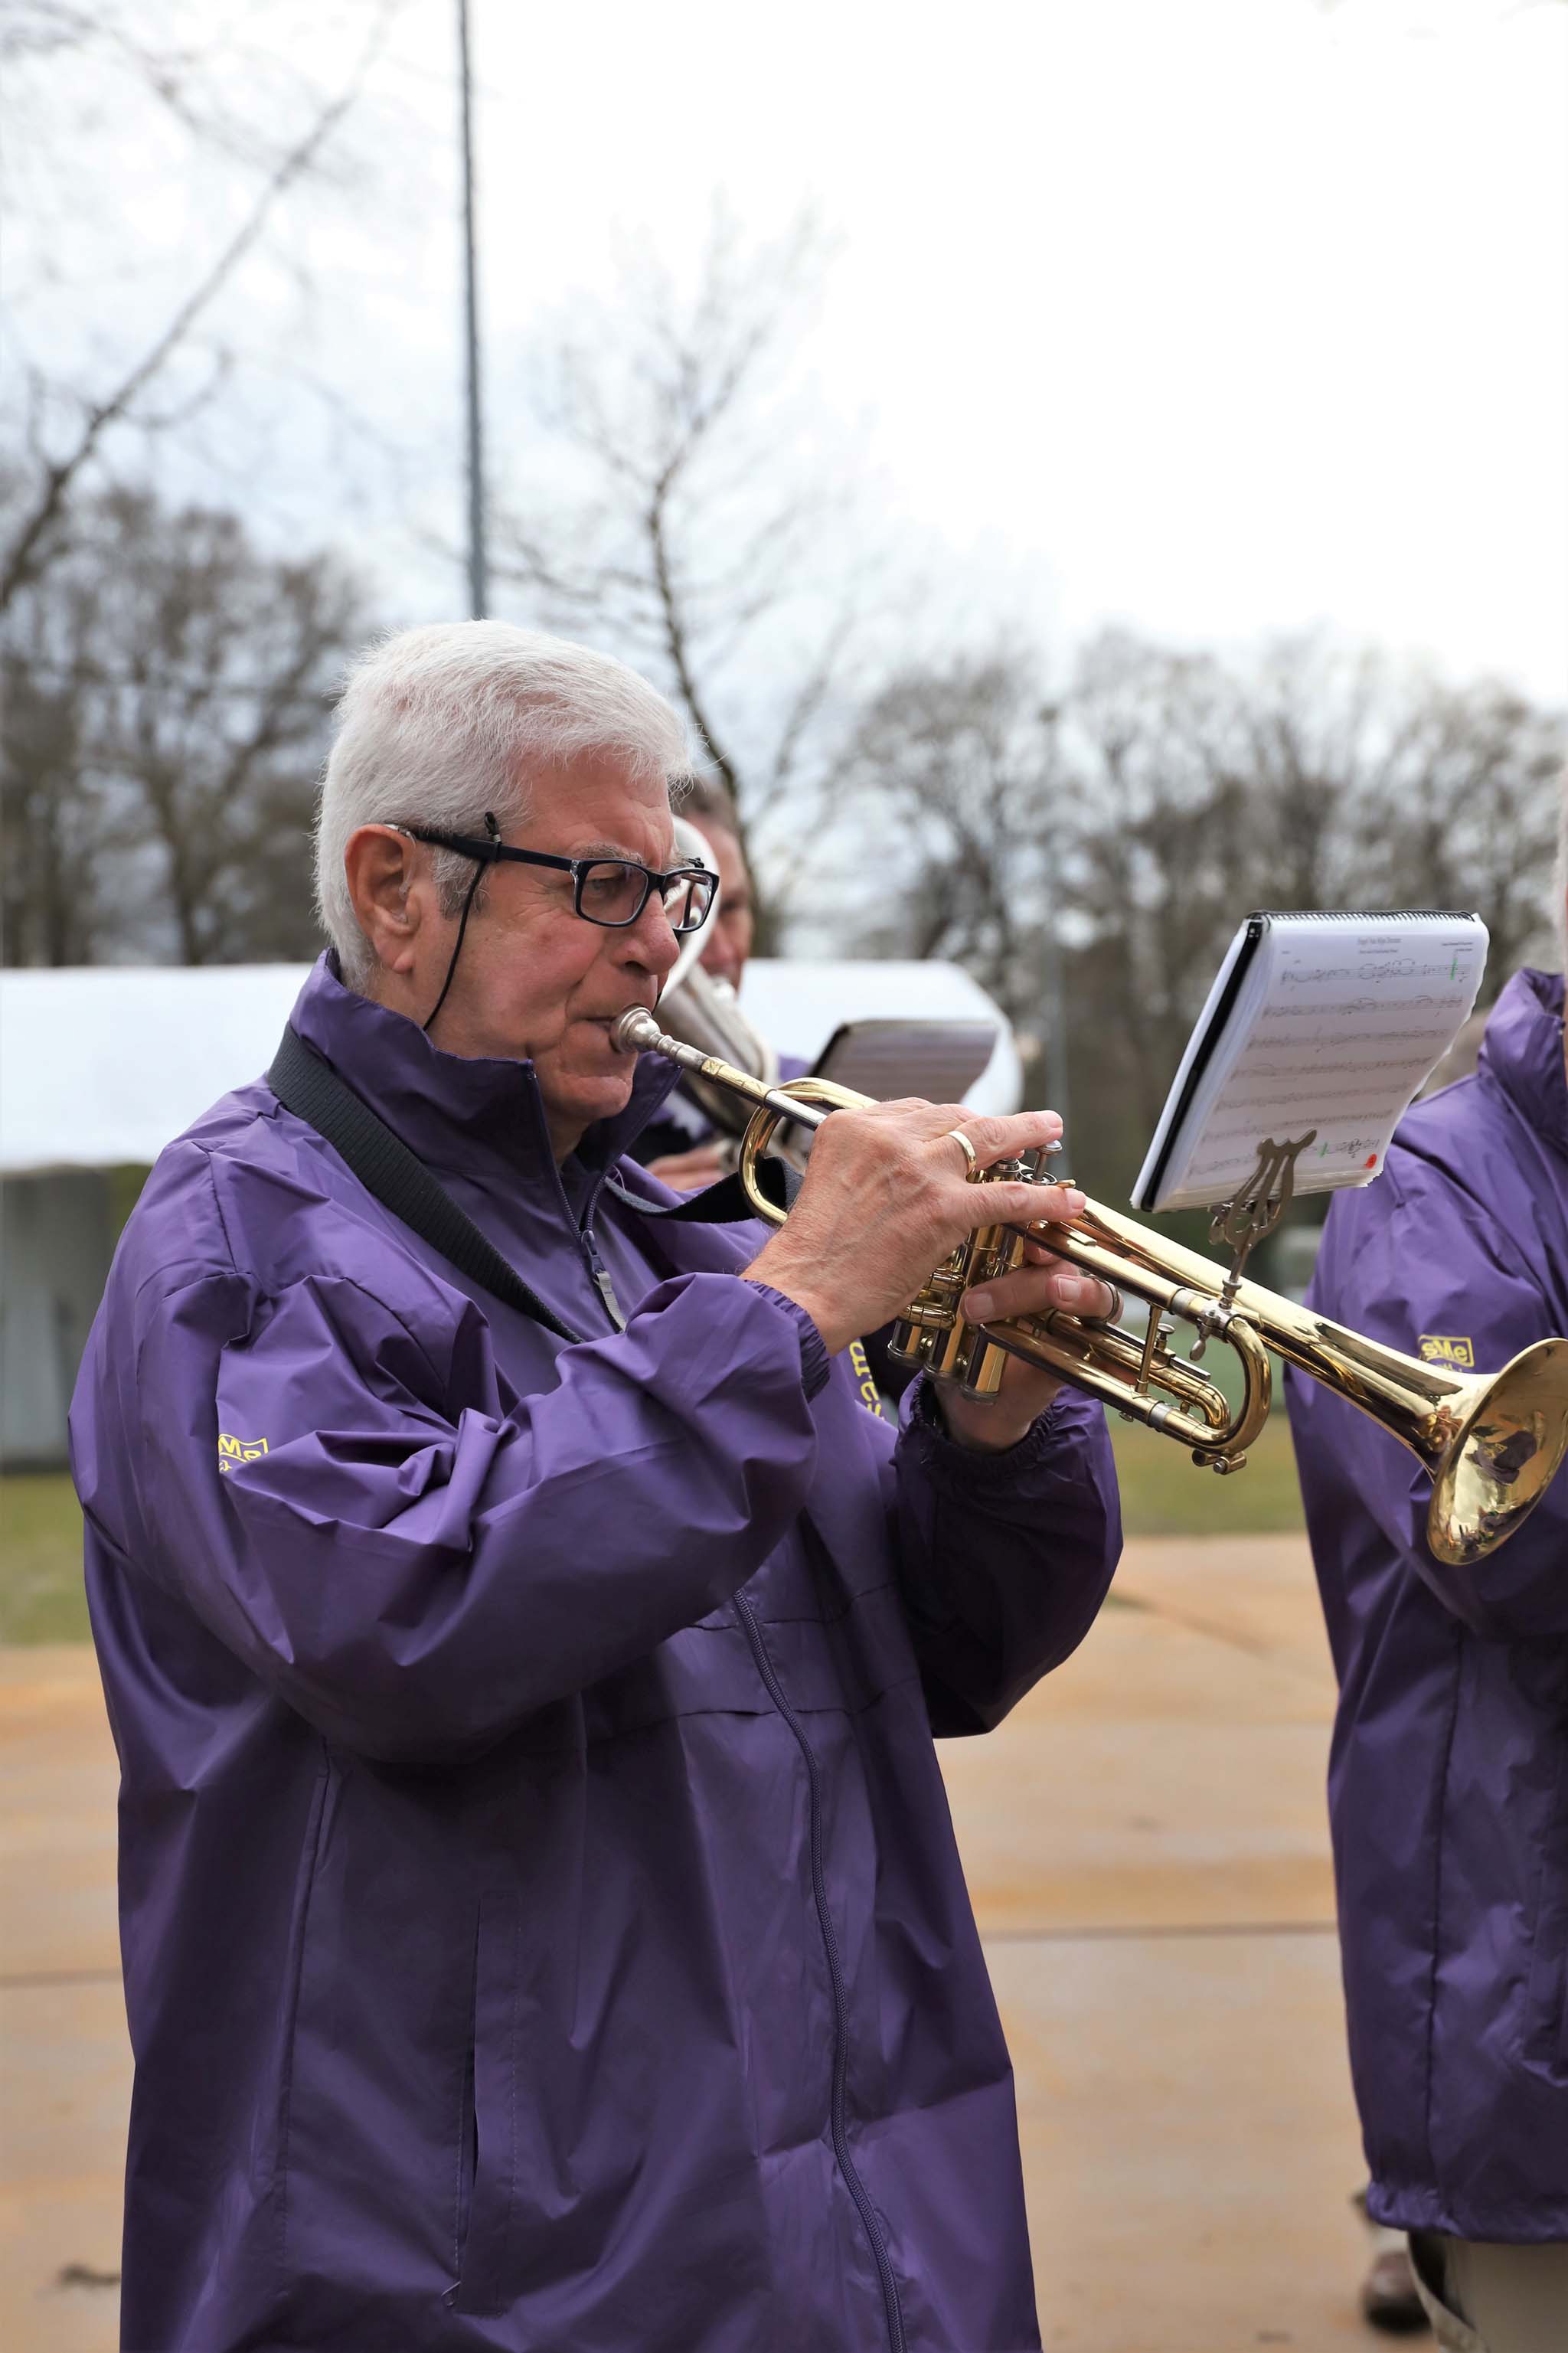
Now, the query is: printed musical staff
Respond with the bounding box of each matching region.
[1132,910,1488,1214]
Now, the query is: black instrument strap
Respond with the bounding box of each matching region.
[266,1026,583,1344]
[603,1162,803,1222]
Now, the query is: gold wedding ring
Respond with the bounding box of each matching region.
[946,1126,979,1177]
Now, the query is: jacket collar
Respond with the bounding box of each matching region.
[1480,967,1568,1162]
[287,953,681,1194]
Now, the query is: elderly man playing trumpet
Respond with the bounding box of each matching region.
[71,622,1121,2353]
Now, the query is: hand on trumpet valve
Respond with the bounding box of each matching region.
[958,1237,1112,1334]
[935,1234,1118,1449]
[742,1099,1114,1445]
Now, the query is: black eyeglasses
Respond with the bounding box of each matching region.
[396,822,717,937]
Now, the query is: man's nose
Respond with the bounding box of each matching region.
[619,897,682,978]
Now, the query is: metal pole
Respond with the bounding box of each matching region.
[457,0,487,619]
[1040,897,1072,1142]
[1037,705,1073,1142]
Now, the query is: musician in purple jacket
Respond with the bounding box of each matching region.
[1287,914,1568,2345]
[70,622,1122,2353]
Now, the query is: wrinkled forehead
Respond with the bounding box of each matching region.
[524,750,681,861]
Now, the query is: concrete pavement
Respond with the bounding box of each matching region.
[1,1535,1372,2351]
[0,1645,123,2353]
[939,1535,1368,2349]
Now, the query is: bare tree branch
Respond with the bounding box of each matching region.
[2,482,370,965]
[489,207,867,939]
[0,0,397,613]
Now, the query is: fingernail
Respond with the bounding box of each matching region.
[1064,1190,1086,1216]
[963,1288,997,1322]
[1057,1276,1090,1307]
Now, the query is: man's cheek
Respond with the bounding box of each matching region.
[510,996,570,1052]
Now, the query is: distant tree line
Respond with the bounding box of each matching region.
[840,629,1565,1200]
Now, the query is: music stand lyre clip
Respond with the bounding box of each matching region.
[1208,1131,1317,1313]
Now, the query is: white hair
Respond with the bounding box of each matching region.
[315,622,694,987]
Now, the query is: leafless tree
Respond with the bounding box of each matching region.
[1338,667,1564,972]
[836,649,1061,1028]
[1067,631,1565,1190]
[841,626,1565,1201]
[2,482,368,964]
[0,0,398,614]
[490,211,868,942]
[1054,631,1251,1129]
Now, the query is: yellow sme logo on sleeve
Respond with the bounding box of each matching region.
[217,1433,270,1474]
[848,1339,889,1420]
[1417,1335,1475,1369]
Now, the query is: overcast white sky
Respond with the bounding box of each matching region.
[10,0,1567,698]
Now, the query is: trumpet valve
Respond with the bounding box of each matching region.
[1021,1144,1067,1184]
[1133,1312,1175,1397]
[887,1263,968,1368]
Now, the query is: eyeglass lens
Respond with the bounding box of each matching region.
[575,861,715,935]
[662,869,717,935]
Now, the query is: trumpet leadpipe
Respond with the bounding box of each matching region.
[612,1007,840,1132]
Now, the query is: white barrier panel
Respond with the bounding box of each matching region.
[1,960,1019,1174]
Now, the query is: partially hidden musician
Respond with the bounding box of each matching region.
[631,775,792,1190]
[1289,824,1568,2349]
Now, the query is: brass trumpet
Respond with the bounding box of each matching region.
[613,1008,1568,1567]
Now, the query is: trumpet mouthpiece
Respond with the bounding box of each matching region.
[612,1006,663,1056]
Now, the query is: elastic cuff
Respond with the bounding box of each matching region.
[901,1372,1070,1483]
[741,1282,832,1402]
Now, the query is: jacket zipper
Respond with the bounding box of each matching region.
[733,1590,907,2353]
[589,1182,901,2335]
[580,1227,627,1331]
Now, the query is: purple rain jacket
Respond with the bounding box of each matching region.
[1286,968,1568,2243]
[70,953,1121,2353]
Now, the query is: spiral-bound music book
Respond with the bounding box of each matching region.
[1132,910,1490,1214]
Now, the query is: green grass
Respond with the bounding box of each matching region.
[1110,1408,1304,1538]
[0,1472,91,1642]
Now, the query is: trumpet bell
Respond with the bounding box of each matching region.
[1429,1338,1568,1566]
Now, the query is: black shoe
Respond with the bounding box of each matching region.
[1361,2245,1431,2335]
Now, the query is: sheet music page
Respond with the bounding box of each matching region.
[1135,911,1489,1214]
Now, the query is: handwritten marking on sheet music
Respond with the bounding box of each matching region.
[1200,1132,1387,1178]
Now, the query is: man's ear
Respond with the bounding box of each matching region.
[343,825,427,976]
